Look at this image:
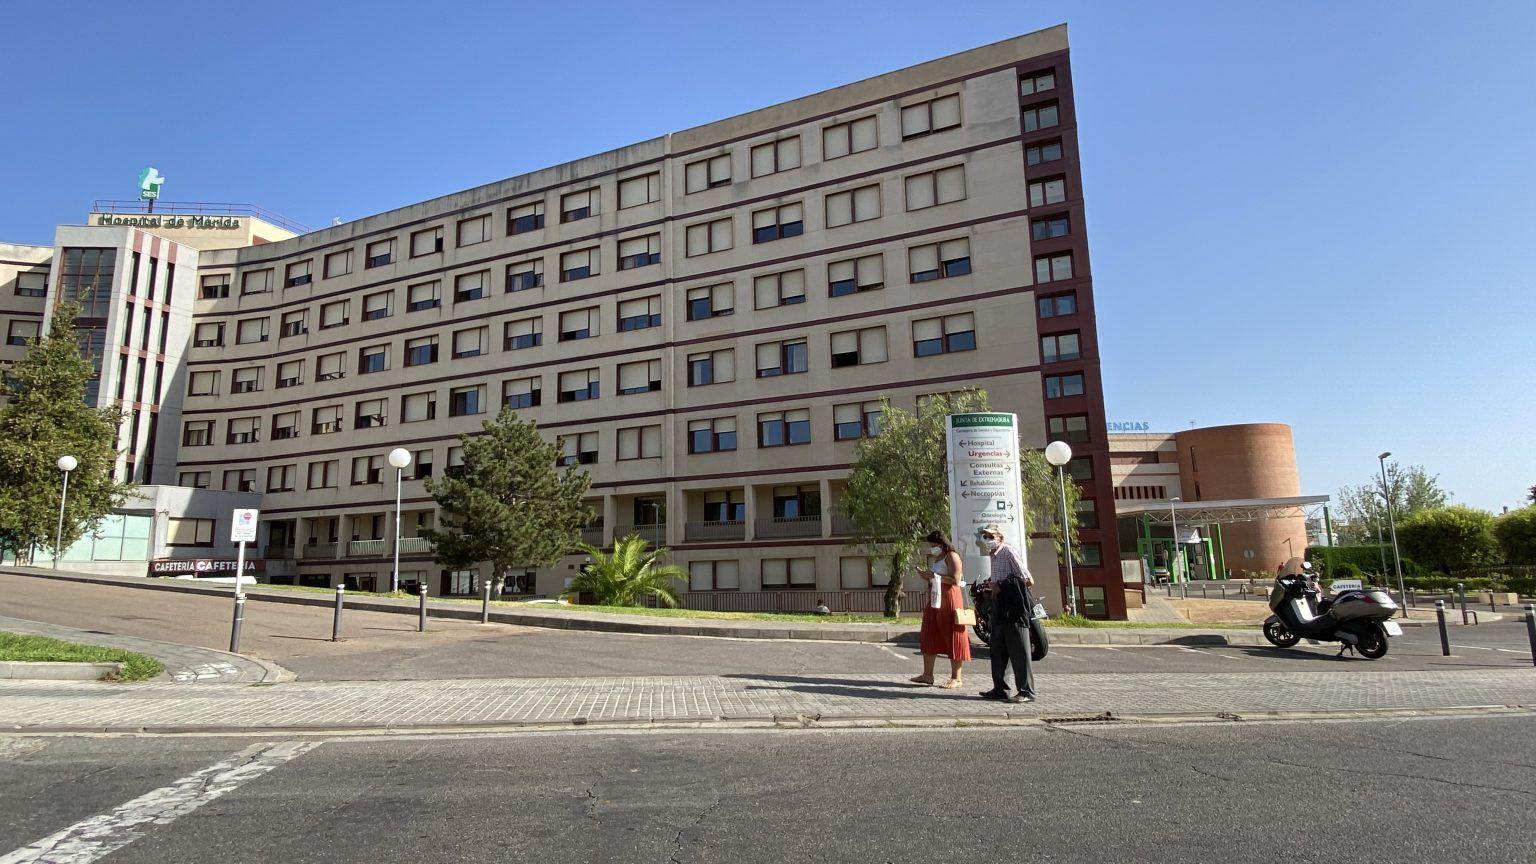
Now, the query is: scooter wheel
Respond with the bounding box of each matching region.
[1356,627,1388,660]
[1264,620,1301,648]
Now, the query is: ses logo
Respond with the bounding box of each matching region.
[1107,421,1153,433]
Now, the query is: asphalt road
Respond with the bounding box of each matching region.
[2,714,1532,863]
[2,572,1532,681]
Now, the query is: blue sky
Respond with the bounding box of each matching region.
[5,1,1533,510]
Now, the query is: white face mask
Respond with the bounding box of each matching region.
[979,537,998,552]
[928,546,942,556]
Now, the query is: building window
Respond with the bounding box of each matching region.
[1020,70,1056,96]
[900,94,961,138]
[1076,498,1099,530]
[558,431,598,466]
[323,250,352,279]
[198,274,229,299]
[833,401,882,441]
[507,201,545,235]
[618,172,661,208]
[351,455,384,486]
[504,317,542,351]
[455,270,489,303]
[410,226,444,257]
[758,409,811,447]
[825,184,881,227]
[703,494,742,525]
[617,359,662,395]
[181,420,214,447]
[188,370,219,395]
[1021,102,1060,133]
[1041,331,1081,363]
[1026,139,1064,166]
[449,385,484,417]
[1034,252,1073,283]
[689,560,740,591]
[354,398,387,429]
[1044,372,1085,399]
[231,367,262,393]
[750,136,800,177]
[366,239,394,268]
[1031,215,1070,241]
[557,368,599,403]
[687,348,734,386]
[503,376,541,410]
[319,300,350,330]
[560,188,598,223]
[908,238,971,283]
[753,269,805,309]
[410,450,434,480]
[457,214,491,247]
[6,320,39,346]
[452,327,487,359]
[688,417,737,453]
[267,465,296,493]
[617,425,662,460]
[235,317,268,345]
[560,248,599,282]
[315,352,345,382]
[15,271,48,297]
[192,322,224,347]
[166,518,215,547]
[755,338,808,377]
[829,326,888,368]
[684,153,732,193]
[686,283,733,320]
[362,291,392,322]
[751,202,804,243]
[904,165,966,210]
[912,313,976,357]
[401,392,436,423]
[1028,177,1067,207]
[1068,456,1094,481]
[827,254,884,297]
[684,218,733,257]
[617,296,661,331]
[405,336,438,367]
[823,115,877,160]
[558,307,599,341]
[312,405,344,435]
[283,261,311,288]
[275,361,303,389]
[618,234,662,270]
[506,259,543,293]
[1038,292,1077,318]
[358,344,388,374]
[407,281,441,312]
[1048,414,1090,443]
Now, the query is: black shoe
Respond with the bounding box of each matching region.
[978,690,1009,700]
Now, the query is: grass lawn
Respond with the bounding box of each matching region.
[0,631,164,681]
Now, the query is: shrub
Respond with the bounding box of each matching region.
[1396,506,1501,575]
[1493,506,1536,564]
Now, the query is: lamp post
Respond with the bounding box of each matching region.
[387,448,412,594]
[52,455,78,569]
[1043,441,1076,615]
[1378,452,1408,618]
[1168,497,1182,586]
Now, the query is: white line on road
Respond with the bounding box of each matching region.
[0,740,319,864]
[876,644,914,663]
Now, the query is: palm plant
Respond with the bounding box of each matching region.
[565,535,688,607]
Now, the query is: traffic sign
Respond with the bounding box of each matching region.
[231,509,260,543]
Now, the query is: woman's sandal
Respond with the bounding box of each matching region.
[938,679,964,689]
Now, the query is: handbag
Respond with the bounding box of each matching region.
[954,608,977,627]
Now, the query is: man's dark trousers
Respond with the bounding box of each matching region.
[989,613,1035,697]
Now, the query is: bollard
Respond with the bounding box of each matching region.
[331,585,345,642]
[1166,580,1173,597]
[1434,600,1450,656]
[1490,592,1498,613]
[1201,583,1207,599]
[230,594,246,653]
[1180,580,1188,600]
[1458,583,1468,625]
[481,578,492,624]
[1524,604,1536,668]
[418,583,429,633]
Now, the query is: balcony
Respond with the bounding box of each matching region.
[398,537,434,555]
[755,516,822,539]
[580,526,606,547]
[299,543,337,559]
[264,544,295,560]
[348,539,386,557]
[684,520,746,542]
[612,523,666,546]
[830,515,857,536]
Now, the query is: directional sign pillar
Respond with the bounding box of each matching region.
[946,413,1026,590]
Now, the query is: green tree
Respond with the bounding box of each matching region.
[0,301,131,561]
[1334,462,1449,544]
[421,409,593,588]
[565,535,687,607]
[1493,505,1536,564]
[1396,505,1500,574]
[835,389,1077,617]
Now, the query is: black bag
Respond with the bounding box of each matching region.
[1021,584,1049,661]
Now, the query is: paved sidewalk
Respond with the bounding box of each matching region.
[0,616,283,685]
[3,669,1532,732]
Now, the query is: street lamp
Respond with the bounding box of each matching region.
[52,455,78,569]
[1378,451,1407,618]
[387,447,413,594]
[1168,497,1182,586]
[1044,440,1076,615]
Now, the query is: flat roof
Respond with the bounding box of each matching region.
[1116,495,1330,523]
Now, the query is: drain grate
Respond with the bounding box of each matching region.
[1041,711,1118,725]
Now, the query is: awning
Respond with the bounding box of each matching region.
[1115,495,1330,524]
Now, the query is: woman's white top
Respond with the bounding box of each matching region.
[929,557,950,608]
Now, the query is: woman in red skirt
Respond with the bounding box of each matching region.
[911,530,971,688]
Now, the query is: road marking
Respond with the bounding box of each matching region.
[1455,645,1494,651]
[1494,648,1527,654]
[875,644,914,663]
[0,740,318,864]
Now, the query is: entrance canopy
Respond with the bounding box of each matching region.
[1115,495,1329,524]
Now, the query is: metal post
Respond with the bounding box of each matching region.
[1378,456,1408,619]
[1490,591,1498,612]
[1458,583,1468,625]
[1056,464,1076,616]
[481,576,492,624]
[418,583,428,632]
[1169,500,1181,587]
[1434,600,1450,656]
[52,470,71,569]
[230,539,247,652]
[390,467,403,594]
[331,585,344,642]
[1524,604,1536,668]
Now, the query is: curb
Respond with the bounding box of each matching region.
[0,661,121,681]
[7,567,1261,647]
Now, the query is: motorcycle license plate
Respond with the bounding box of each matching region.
[1382,621,1403,637]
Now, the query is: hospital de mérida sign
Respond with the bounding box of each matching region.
[95,214,242,230]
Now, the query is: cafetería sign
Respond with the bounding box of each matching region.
[95,213,242,230]
[148,558,265,577]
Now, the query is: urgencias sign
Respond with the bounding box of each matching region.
[94,214,242,230]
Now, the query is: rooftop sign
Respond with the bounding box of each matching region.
[94,213,242,230]
[137,167,165,201]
